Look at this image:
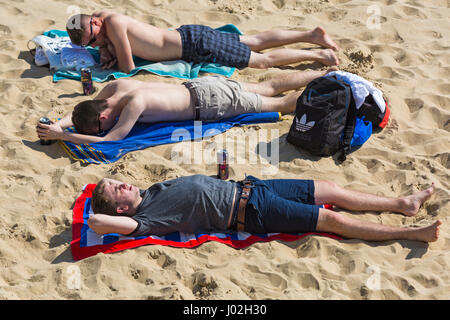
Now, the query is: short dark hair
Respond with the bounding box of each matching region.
[66,14,91,46]
[72,99,108,134]
[91,179,118,215]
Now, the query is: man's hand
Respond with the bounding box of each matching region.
[99,46,117,70]
[36,121,64,140]
[35,118,108,144]
[99,46,113,63]
[102,57,117,70]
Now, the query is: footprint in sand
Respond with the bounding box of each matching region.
[400,5,427,19]
[405,98,424,113]
[426,94,449,110]
[0,39,15,51]
[377,66,401,79]
[272,0,286,9]
[327,246,356,275]
[128,264,150,283]
[0,24,12,37]
[395,67,415,78]
[36,19,56,31]
[6,6,27,16]
[426,106,450,132]
[148,249,177,269]
[433,152,449,168]
[411,273,440,289]
[394,277,418,298]
[393,49,407,64]
[327,9,347,22]
[298,273,320,290]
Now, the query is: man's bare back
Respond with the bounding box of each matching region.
[93,11,182,72]
[99,79,193,123]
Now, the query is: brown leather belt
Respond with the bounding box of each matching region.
[236,180,252,232]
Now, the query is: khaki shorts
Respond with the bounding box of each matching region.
[184,76,262,121]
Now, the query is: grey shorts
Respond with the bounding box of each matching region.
[183,76,262,121]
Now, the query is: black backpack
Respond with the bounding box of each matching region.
[287,76,356,162]
[287,76,390,162]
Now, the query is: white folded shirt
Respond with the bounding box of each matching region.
[31,35,95,71]
[325,71,385,113]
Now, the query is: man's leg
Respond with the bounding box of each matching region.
[316,208,441,242]
[245,68,338,114]
[242,67,338,97]
[239,27,339,51]
[314,180,435,216]
[255,92,299,114]
[247,48,339,69]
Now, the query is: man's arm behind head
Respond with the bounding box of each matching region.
[89,180,138,235]
[87,214,138,235]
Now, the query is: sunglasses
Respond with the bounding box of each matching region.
[85,18,96,47]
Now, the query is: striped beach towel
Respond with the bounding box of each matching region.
[58,112,282,164]
[71,184,342,261]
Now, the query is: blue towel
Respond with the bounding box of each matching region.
[58,112,281,164]
[44,24,242,82]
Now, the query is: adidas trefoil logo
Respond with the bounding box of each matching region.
[295,114,315,132]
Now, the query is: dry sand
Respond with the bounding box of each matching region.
[0,0,449,299]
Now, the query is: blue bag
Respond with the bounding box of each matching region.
[350,116,373,148]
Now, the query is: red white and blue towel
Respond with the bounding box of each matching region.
[71,184,341,261]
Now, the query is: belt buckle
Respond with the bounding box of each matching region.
[240,180,252,200]
[242,180,252,188]
[241,188,250,200]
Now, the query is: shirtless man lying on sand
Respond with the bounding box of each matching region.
[66,10,339,73]
[36,68,337,145]
[88,174,441,243]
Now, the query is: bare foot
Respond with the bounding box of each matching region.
[410,220,441,242]
[400,183,435,216]
[311,26,339,51]
[316,49,340,66]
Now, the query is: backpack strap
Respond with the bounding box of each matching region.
[337,89,357,163]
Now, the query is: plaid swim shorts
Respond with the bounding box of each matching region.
[176,24,251,69]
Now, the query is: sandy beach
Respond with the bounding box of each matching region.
[0,0,449,299]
